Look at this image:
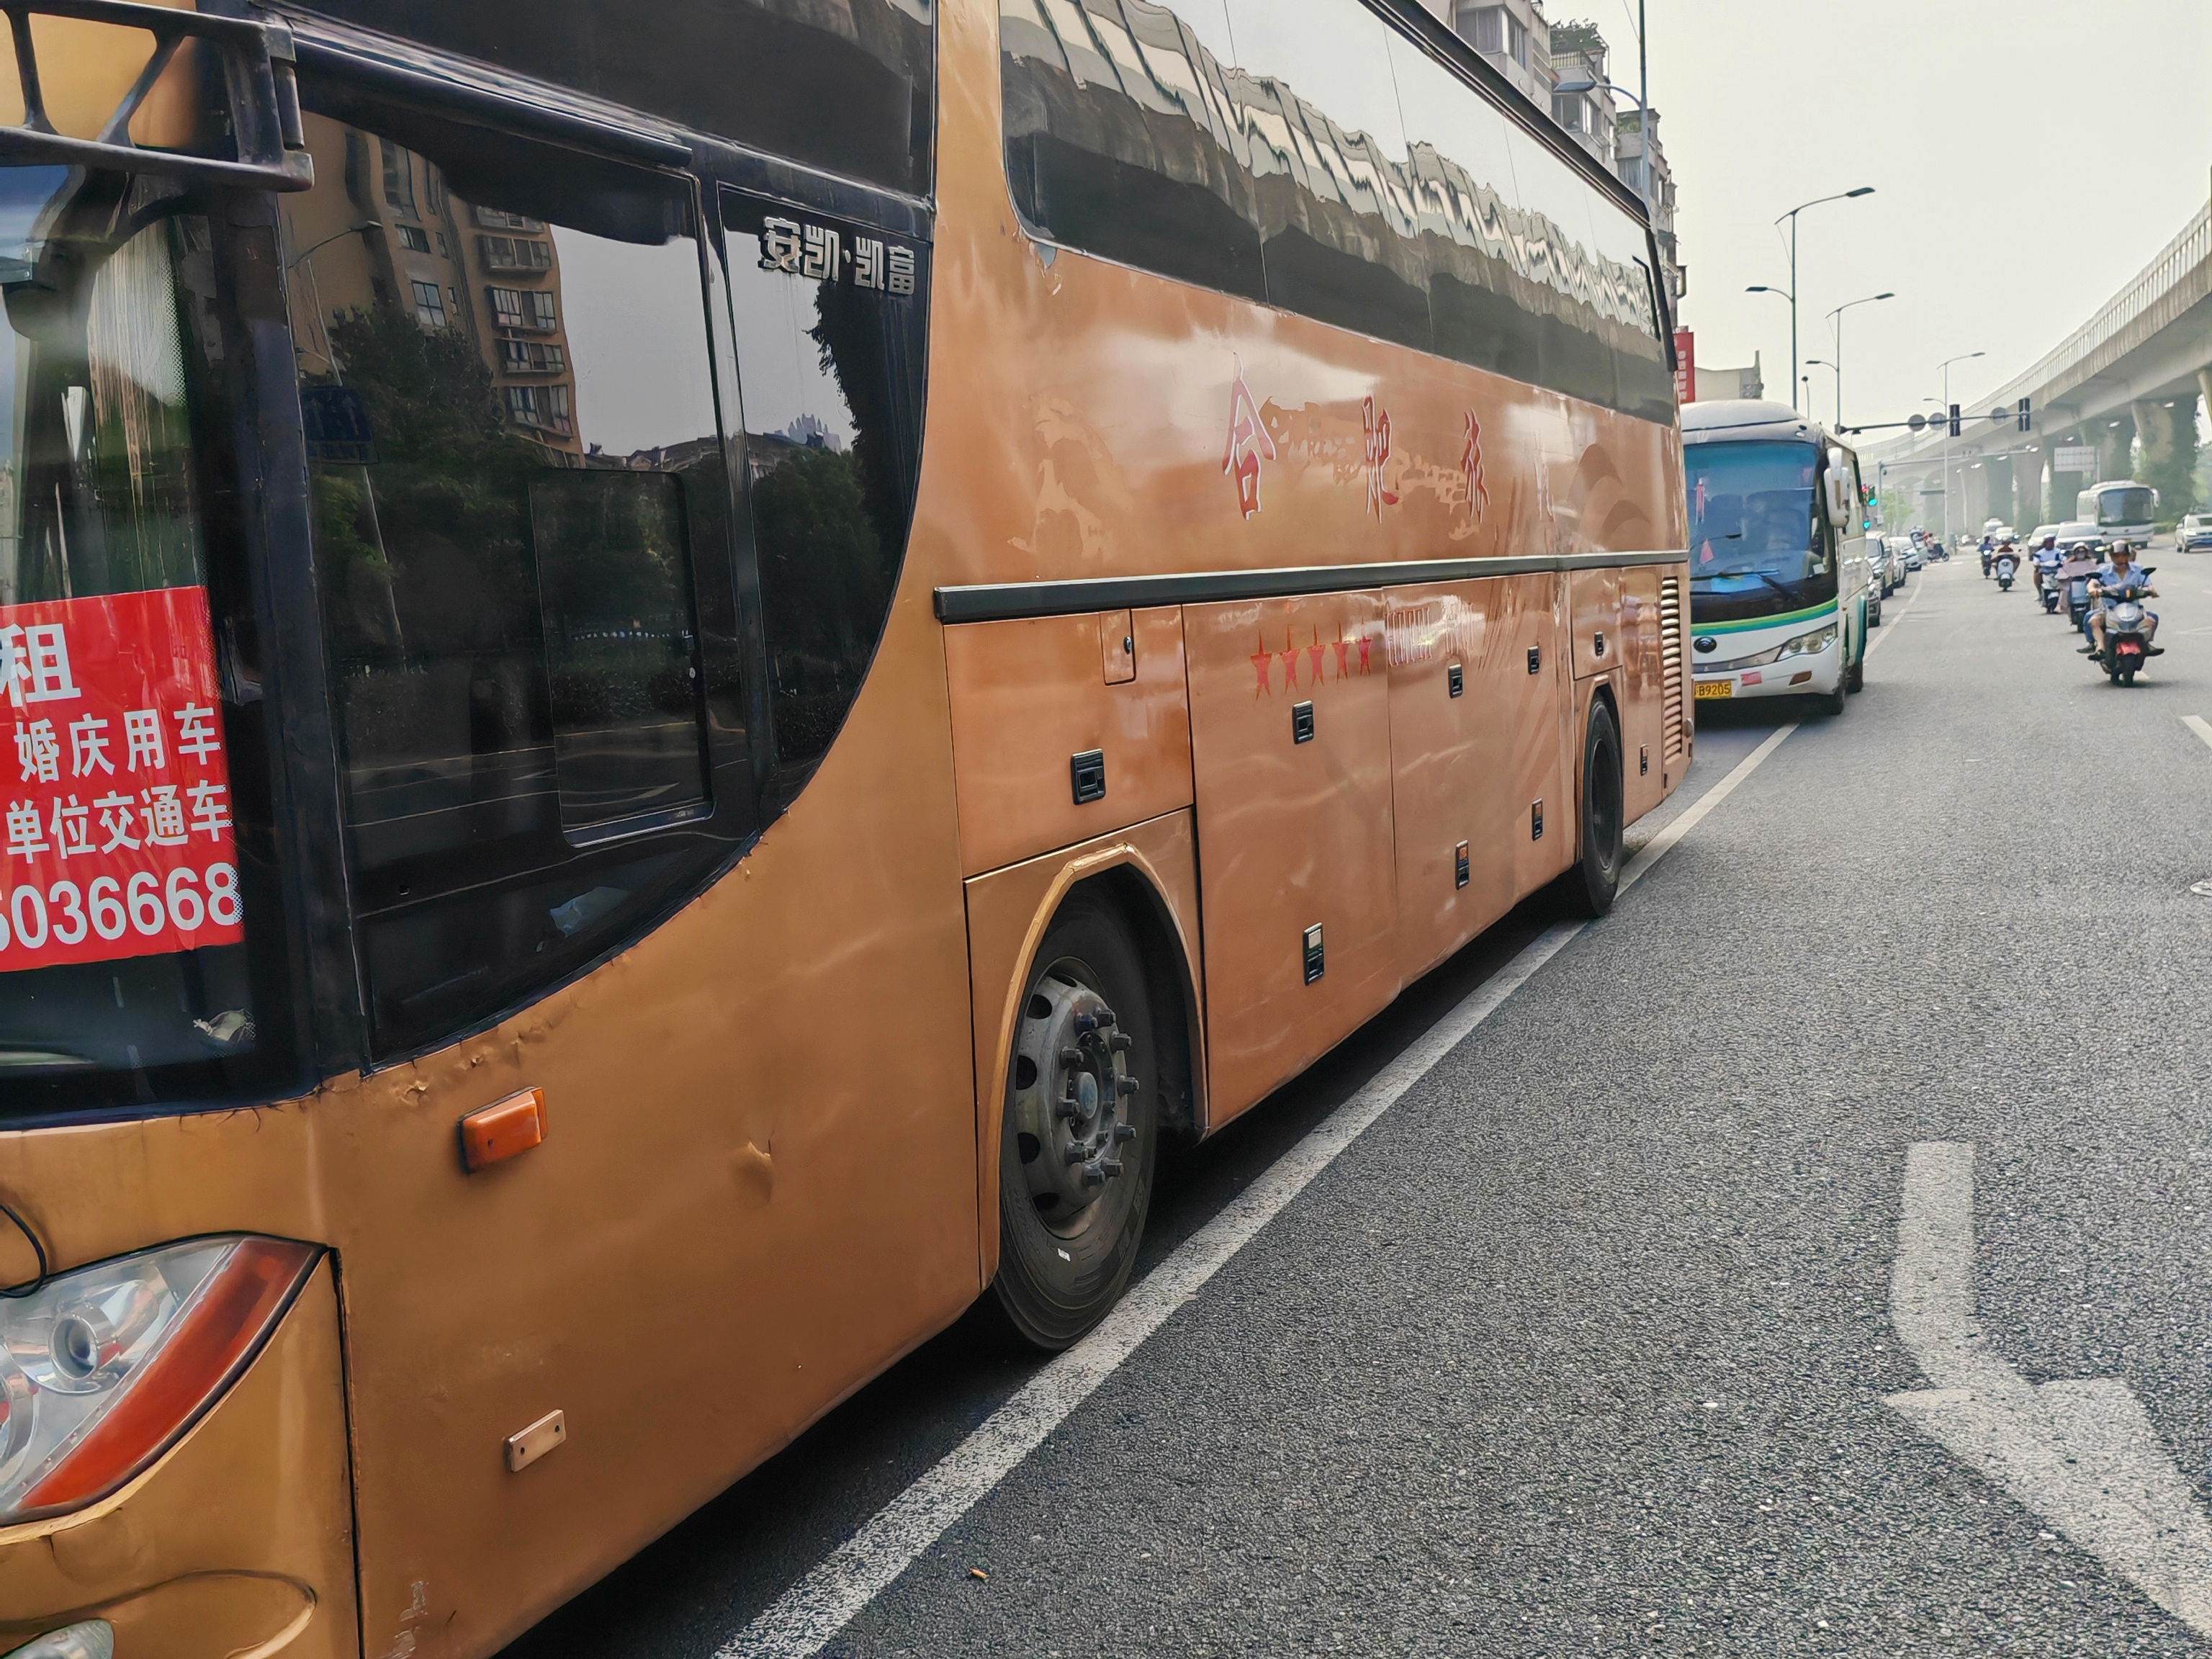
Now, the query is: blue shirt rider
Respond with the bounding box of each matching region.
[2083,544,2158,655]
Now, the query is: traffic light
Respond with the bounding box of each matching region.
[1948,403,1961,437]
[2018,397,2032,432]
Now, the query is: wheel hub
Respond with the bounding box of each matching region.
[1011,964,1139,1231]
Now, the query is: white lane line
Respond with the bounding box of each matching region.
[2181,714,2212,752]
[725,713,1806,1659]
[1888,1143,2212,1635]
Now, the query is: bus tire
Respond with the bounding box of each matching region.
[989,889,1161,1350]
[1558,697,1624,918]
[1846,652,1863,693]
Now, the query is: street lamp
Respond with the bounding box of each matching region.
[1552,0,1652,210]
[1773,187,1875,412]
[1746,283,1791,403]
[1804,358,1838,428]
[1938,350,1984,543]
[1822,291,1894,431]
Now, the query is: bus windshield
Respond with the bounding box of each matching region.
[2092,485,2155,527]
[1684,440,1834,621]
[0,165,290,1117]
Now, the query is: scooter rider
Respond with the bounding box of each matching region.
[2081,541,2159,656]
[2032,534,2062,595]
[1980,532,1995,577]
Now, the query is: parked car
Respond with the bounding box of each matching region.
[2178,513,2212,553]
[1904,537,1926,570]
[1882,536,1912,589]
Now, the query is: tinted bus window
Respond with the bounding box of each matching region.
[1000,0,1266,302]
[1384,35,1537,383]
[1000,0,1672,422]
[721,193,928,796]
[1217,0,1428,351]
[291,107,750,1056]
[303,0,936,196]
[0,171,301,1117]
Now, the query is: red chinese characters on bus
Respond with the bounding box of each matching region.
[0,587,242,969]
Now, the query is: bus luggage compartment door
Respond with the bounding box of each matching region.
[1184,595,1398,1125]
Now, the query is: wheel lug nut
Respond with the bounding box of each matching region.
[1064,1144,1088,1165]
[1114,1123,1137,1143]
[1107,1033,1133,1053]
[1116,1076,1139,1096]
[1097,1157,1123,1178]
[1082,1163,1106,1188]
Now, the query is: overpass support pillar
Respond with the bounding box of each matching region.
[2134,397,2198,518]
[2014,441,2045,529]
[2100,414,2136,485]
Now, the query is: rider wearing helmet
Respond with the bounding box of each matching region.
[2081,541,2159,657]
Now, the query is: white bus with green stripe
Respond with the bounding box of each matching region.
[1681,400,1877,716]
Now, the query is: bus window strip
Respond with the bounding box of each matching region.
[999,0,1669,418]
[934,549,1692,624]
[289,17,940,237]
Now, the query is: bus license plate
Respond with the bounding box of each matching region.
[1694,680,1732,700]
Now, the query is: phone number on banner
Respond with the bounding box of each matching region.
[0,861,241,964]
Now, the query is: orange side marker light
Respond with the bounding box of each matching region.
[460,1088,547,1172]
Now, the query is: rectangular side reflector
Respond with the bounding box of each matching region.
[460,1088,547,1172]
[505,1408,566,1473]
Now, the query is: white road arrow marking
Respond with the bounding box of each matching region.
[1889,1142,2212,1633]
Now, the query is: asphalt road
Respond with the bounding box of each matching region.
[503,542,2212,1657]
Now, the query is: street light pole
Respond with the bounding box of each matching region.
[1823,290,1894,431]
[1938,349,1986,545]
[1773,187,1875,413]
[1805,359,1838,428]
[1745,282,1791,400]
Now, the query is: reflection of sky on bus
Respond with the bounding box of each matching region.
[547,227,719,459]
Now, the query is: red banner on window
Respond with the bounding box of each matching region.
[1673,328,1696,405]
[0,586,243,971]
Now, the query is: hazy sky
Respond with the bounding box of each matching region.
[1641,0,2211,428]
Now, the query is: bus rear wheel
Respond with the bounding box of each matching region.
[1557,698,1624,918]
[991,891,1160,1350]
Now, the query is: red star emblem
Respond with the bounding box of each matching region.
[1357,635,1373,674]
[1306,639,1327,683]
[1279,645,1302,690]
[1334,638,1352,678]
[1251,636,1272,695]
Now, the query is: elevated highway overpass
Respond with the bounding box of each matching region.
[1860,197,2211,536]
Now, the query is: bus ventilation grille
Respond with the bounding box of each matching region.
[1660,576,1686,760]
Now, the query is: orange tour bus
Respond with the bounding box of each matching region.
[0,0,1690,1652]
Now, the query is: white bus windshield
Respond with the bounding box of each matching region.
[1686,441,1833,616]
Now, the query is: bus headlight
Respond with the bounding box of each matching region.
[1775,623,1837,660]
[0,1237,317,1524]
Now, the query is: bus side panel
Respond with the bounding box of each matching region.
[944,607,1193,877]
[1384,577,1518,984]
[328,590,981,1659]
[1619,567,1667,822]
[1568,567,1622,679]
[1514,577,1573,896]
[962,810,1204,1278]
[1185,593,1398,1125]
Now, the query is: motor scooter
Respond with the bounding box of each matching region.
[2093,570,2162,684]
[1994,550,2018,591]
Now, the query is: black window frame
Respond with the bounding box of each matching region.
[287,63,773,1067]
